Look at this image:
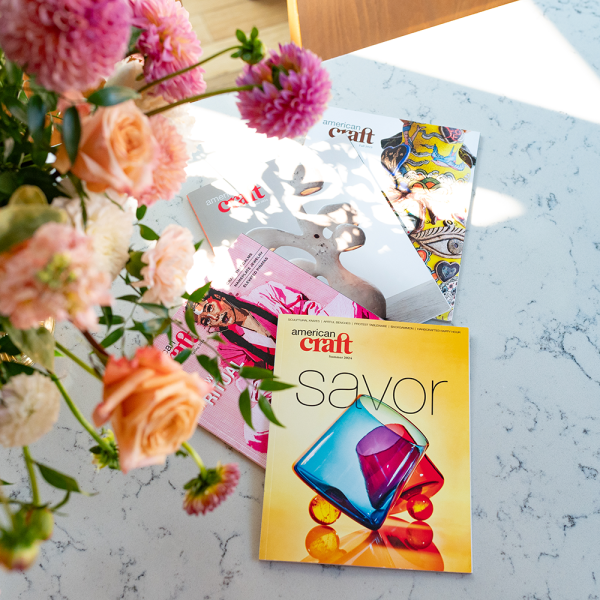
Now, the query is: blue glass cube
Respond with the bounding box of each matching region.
[293,395,429,530]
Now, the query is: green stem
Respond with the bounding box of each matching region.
[144,85,255,117]
[22,446,39,505]
[138,46,239,94]
[182,441,207,477]
[55,341,102,381]
[0,488,15,528]
[81,330,109,365]
[51,491,70,512]
[50,374,112,454]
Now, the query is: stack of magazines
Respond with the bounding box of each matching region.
[155,107,476,574]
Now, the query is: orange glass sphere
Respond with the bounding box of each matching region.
[308,494,341,525]
[406,494,434,521]
[305,526,340,560]
[405,521,434,550]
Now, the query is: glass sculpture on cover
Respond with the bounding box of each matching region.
[293,395,429,530]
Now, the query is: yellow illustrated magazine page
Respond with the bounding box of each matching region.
[260,315,471,573]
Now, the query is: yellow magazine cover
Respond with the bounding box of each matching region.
[260,315,471,573]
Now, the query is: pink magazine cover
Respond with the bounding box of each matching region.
[153,234,380,468]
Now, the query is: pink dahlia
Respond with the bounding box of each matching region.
[137,115,189,206]
[132,0,206,103]
[0,222,112,331]
[236,43,331,139]
[183,463,240,516]
[0,0,132,94]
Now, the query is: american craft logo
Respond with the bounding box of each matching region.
[323,119,375,144]
[292,329,353,354]
[203,184,267,213]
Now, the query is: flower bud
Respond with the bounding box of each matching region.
[0,538,40,571]
[27,508,54,541]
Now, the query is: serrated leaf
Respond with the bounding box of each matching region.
[259,379,295,392]
[188,281,211,303]
[0,205,68,254]
[136,204,147,220]
[197,354,222,384]
[100,326,124,348]
[173,348,192,364]
[185,304,198,338]
[238,366,274,380]
[27,95,46,145]
[238,388,253,429]
[258,394,284,427]
[87,86,139,107]
[139,224,159,241]
[35,463,86,494]
[62,106,81,166]
[0,319,54,370]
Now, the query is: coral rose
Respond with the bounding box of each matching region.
[54,101,157,197]
[93,347,211,474]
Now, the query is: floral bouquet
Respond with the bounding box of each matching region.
[0,0,331,571]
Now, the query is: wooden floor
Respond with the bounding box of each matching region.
[185,0,291,90]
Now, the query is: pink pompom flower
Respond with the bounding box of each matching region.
[137,114,189,206]
[236,43,331,139]
[183,462,240,515]
[0,222,112,331]
[132,0,206,103]
[0,0,132,94]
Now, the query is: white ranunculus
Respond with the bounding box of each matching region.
[53,191,135,280]
[0,372,60,447]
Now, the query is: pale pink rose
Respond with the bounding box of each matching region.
[0,222,111,331]
[134,224,195,306]
[93,347,211,474]
[54,101,157,197]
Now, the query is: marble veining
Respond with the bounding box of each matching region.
[3,0,600,597]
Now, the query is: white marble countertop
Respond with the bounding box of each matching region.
[4,0,600,597]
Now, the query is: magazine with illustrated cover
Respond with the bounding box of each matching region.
[260,315,471,573]
[305,106,480,321]
[187,138,450,324]
[153,234,380,468]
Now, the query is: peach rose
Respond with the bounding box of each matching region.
[93,347,211,474]
[55,100,157,197]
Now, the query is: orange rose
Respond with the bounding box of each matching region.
[55,100,157,197]
[93,347,211,474]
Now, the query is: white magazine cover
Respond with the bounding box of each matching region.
[188,137,449,324]
[305,106,480,321]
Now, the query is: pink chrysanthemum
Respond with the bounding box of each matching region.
[0,0,132,94]
[236,43,331,139]
[137,115,189,206]
[0,222,112,331]
[132,0,206,103]
[183,463,240,516]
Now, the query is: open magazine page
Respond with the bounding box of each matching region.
[153,234,379,468]
[306,106,480,322]
[188,137,449,323]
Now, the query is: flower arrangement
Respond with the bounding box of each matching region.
[0,0,331,571]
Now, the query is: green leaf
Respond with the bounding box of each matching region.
[87,86,140,107]
[126,250,146,279]
[251,26,259,40]
[0,362,35,381]
[35,463,87,494]
[117,294,140,303]
[3,97,27,123]
[138,303,169,318]
[209,334,225,344]
[127,26,143,55]
[4,60,23,85]
[185,304,198,338]
[54,349,64,357]
[0,334,22,356]
[194,240,203,251]
[62,106,81,166]
[236,29,247,43]
[0,319,54,370]
[238,388,253,429]
[100,306,114,332]
[100,327,124,348]
[238,366,274,380]
[136,204,147,220]
[0,204,68,254]
[139,224,159,241]
[0,171,18,196]
[188,281,211,303]
[173,348,192,364]
[259,379,295,392]
[197,354,223,385]
[129,318,169,336]
[0,479,12,486]
[27,95,46,145]
[99,315,124,326]
[258,394,284,427]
